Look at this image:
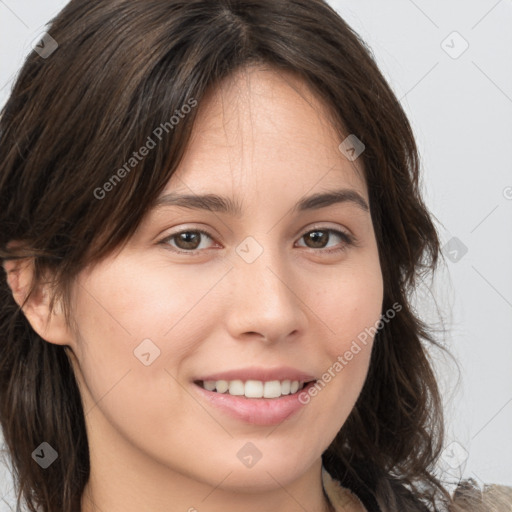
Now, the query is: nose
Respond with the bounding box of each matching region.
[224,245,308,344]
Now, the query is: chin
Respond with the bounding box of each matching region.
[199,447,317,491]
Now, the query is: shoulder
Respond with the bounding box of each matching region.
[451,481,512,512]
[322,464,512,512]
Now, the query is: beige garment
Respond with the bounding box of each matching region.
[451,482,512,511]
[321,466,512,512]
[322,466,367,512]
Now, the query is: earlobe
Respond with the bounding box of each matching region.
[2,258,71,346]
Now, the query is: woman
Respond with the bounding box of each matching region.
[0,0,510,511]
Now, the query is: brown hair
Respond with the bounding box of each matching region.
[0,0,497,511]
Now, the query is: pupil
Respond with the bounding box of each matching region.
[178,232,200,249]
[307,230,328,248]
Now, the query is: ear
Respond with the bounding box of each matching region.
[2,258,72,346]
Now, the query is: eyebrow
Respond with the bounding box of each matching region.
[153,188,369,215]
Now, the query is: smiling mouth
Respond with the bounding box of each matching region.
[195,379,314,399]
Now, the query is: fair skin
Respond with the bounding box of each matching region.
[4,66,382,512]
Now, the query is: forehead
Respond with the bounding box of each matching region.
[165,65,367,203]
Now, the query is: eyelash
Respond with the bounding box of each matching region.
[159,227,356,256]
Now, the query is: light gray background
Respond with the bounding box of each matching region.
[1,0,511,508]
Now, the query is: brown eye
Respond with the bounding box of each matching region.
[297,228,353,252]
[162,229,215,252]
[303,230,329,248]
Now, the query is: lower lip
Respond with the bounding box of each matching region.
[193,382,316,426]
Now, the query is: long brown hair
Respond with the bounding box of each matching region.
[0,0,489,510]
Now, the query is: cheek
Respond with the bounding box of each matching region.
[69,261,231,400]
[303,255,383,422]
[68,263,221,450]
[317,257,384,359]
[76,258,230,343]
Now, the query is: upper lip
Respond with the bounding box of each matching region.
[195,366,317,383]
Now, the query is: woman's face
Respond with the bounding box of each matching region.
[67,66,383,493]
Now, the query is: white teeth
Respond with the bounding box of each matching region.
[228,379,244,396]
[263,380,282,398]
[203,380,216,391]
[245,380,263,398]
[215,380,229,393]
[200,379,309,398]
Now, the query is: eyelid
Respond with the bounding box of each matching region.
[159,227,219,253]
[294,225,356,252]
[159,222,356,256]
[298,222,354,239]
[158,224,220,243]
